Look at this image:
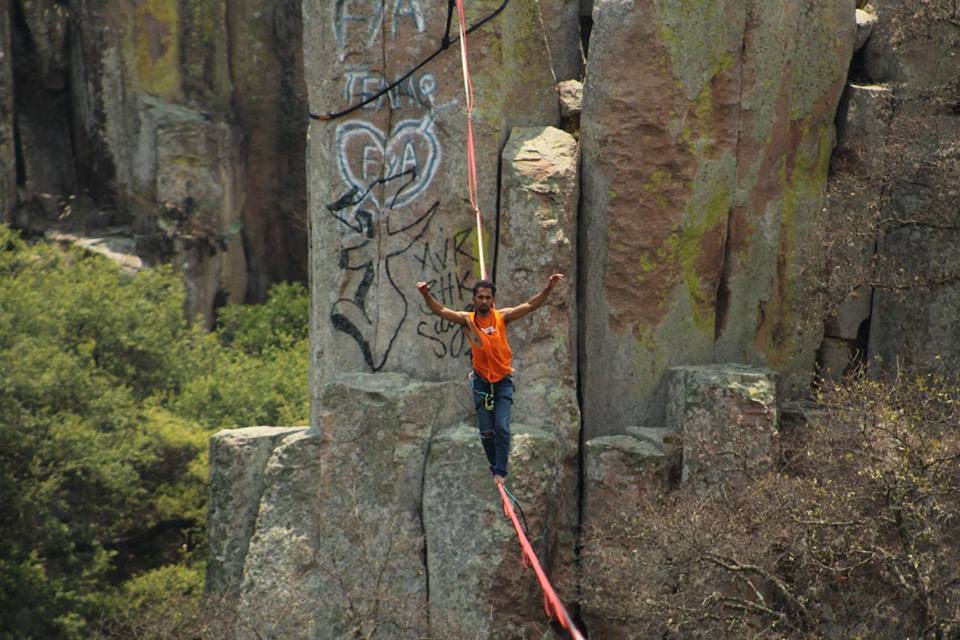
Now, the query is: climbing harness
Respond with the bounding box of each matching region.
[477,380,496,411]
[497,482,586,640]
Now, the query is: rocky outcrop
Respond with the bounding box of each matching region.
[557,79,583,120]
[580,0,855,438]
[4,0,308,314]
[861,0,960,90]
[869,186,960,374]
[580,431,674,637]
[153,106,247,326]
[13,0,76,200]
[205,426,306,597]
[496,126,580,438]
[666,364,778,486]
[425,422,577,638]
[207,373,581,638]
[823,0,960,376]
[226,0,308,299]
[540,0,584,81]
[219,374,467,636]
[819,83,893,376]
[305,0,559,388]
[579,364,776,636]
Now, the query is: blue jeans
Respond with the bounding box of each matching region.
[471,373,514,477]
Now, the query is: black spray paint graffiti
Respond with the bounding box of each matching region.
[327,54,457,371]
[414,227,479,359]
[326,176,439,370]
[327,109,443,370]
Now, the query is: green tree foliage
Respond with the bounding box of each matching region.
[0,225,308,639]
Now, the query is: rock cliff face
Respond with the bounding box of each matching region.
[8,0,952,635]
[0,0,13,219]
[304,0,560,390]
[822,0,960,377]
[204,0,870,634]
[1,0,308,321]
[862,2,960,375]
[580,0,856,437]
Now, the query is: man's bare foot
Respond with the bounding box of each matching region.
[493,475,505,485]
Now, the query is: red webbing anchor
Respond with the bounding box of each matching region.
[497,483,586,640]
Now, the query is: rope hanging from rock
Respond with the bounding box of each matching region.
[453,0,487,281]
[497,483,586,640]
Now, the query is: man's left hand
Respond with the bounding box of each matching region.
[548,273,565,287]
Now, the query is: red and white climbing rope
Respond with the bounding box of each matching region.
[497,483,586,640]
[453,0,488,281]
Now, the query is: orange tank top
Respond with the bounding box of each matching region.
[468,309,514,382]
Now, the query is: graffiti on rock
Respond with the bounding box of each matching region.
[415,227,479,359]
[327,192,439,371]
[343,70,438,111]
[334,0,426,60]
[327,71,449,370]
[335,113,440,209]
[325,29,479,371]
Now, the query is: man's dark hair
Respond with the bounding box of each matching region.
[472,279,496,296]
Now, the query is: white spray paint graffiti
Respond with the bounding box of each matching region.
[326,48,461,370]
[334,0,426,61]
[335,113,441,210]
[343,69,438,111]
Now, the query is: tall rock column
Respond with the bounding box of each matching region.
[0,0,13,221]
[47,0,246,324]
[857,0,960,375]
[713,0,854,377]
[496,126,579,437]
[304,0,559,409]
[226,0,308,299]
[580,0,855,437]
[236,374,468,638]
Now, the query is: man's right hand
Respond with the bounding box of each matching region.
[416,281,430,295]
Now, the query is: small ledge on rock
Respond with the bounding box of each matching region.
[44,229,144,273]
[855,7,878,51]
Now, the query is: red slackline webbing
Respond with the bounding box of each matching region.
[497,483,586,640]
[453,0,488,281]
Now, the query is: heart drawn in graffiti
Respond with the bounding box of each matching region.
[335,115,441,210]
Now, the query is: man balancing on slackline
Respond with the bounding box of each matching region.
[416,274,565,484]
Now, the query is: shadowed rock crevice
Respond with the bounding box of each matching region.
[714,5,752,344]
[11,0,78,206]
[225,0,308,301]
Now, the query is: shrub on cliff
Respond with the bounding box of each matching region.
[0,224,308,640]
[582,371,960,638]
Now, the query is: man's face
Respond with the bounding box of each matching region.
[472,287,495,314]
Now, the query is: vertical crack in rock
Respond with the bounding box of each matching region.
[418,430,433,630]
[375,0,389,364]
[492,138,506,282]
[574,118,588,619]
[714,4,752,345]
[224,1,239,129]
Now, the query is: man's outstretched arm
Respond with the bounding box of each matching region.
[417,281,468,325]
[500,274,565,324]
